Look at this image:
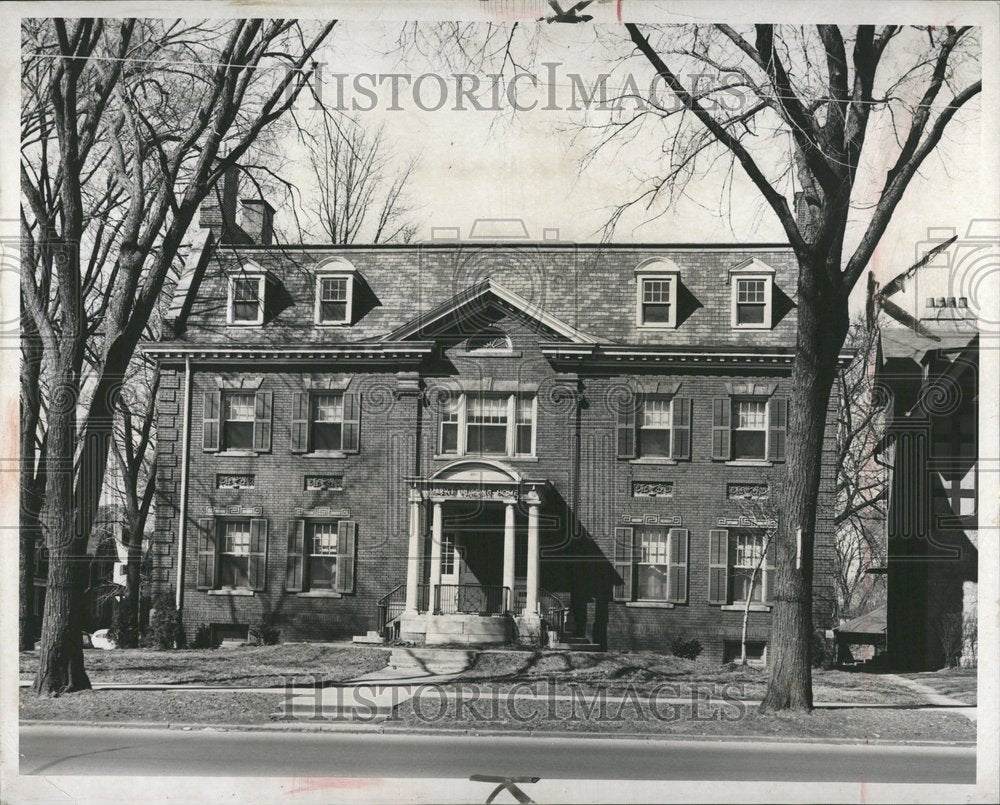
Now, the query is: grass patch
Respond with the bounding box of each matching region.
[899,668,977,704]
[450,650,925,705]
[390,693,975,742]
[20,688,278,725]
[19,644,389,687]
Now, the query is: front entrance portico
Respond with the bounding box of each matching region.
[400,459,547,645]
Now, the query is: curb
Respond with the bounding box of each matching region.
[18,719,977,748]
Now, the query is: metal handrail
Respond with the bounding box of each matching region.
[376,583,406,637]
[434,583,509,616]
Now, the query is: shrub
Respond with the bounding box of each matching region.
[248,615,280,646]
[108,601,139,648]
[142,593,183,650]
[671,636,702,660]
[191,623,219,649]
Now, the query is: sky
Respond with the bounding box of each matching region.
[267,20,986,317]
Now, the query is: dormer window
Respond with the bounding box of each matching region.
[729,258,775,329]
[227,273,266,325]
[314,258,357,325]
[635,258,681,329]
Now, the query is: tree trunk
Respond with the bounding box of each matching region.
[33,378,92,696]
[122,525,144,648]
[20,315,44,651]
[760,254,846,712]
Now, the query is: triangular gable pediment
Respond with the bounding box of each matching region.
[382,278,602,344]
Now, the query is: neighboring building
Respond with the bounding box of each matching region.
[144,178,841,660]
[878,303,978,669]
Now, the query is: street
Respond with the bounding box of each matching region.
[19,725,975,783]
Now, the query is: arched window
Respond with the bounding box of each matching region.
[465,330,512,354]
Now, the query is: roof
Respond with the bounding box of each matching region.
[163,240,802,351]
[879,326,976,361]
[837,605,887,636]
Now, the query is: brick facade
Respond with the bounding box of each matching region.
[147,238,839,660]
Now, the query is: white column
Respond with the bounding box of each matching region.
[405,493,422,613]
[429,501,443,613]
[502,502,516,613]
[525,502,540,616]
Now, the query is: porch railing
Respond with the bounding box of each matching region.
[511,586,567,643]
[376,583,430,637]
[434,584,509,616]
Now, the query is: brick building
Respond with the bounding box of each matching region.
[144,185,841,662]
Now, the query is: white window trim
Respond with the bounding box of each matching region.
[730,530,768,606]
[437,392,535,459]
[730,274,773,330]
[638,396,676,459]
[314,272,354,326]
[730,396,771,461]
[227,273,266,326]
[635,274,679,329]
[636,525,671,603]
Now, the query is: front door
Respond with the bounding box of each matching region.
[438,532,460,612]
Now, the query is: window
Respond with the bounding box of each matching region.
[197,517,268,591]
[316,275,351,324]
[708,527,773,606]
[440,534,456,576]
[637,526,670,601]
[285,519,357,594]
[618,397,691,460]
[229,276,265,324]
[612,526,688,604]
[439,393,535,458]
[308,521,338,589]
[731,530,765,603]
[467,396,507,454]
[732,399,767,460]
[639,398,672,457]
[219,519,252,589]
[312,394,344,451]
[290,390,361,454]
[222,392,255,451]
[729,270,774,329]
[314,272,353,324]
[515,396,534,456]
[440,397,460,455]
[634,258,681,328]
[724,640,766,664]
[466,331,513,354]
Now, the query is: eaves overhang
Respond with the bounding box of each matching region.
[140,341,435,364]
[540,342,854,368]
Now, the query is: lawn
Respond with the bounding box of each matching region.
[899,668,977,705]
[20,688,278,725]
[19,643,389,687]
[447,650,927,705]
[388,694,975,743]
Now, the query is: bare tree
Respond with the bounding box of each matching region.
[306,119,419,244]
[833,315,888,619]
[733,495,779,666]
[20,18,336,694]
[407,21,980,709]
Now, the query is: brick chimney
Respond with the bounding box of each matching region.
[793,191,819,242]
[198,162,239,238]
[239,199,275,246]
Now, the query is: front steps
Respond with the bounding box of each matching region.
[549,635,601,651]
[352,630,386,644]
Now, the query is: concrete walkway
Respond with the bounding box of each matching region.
[883,674,977,722]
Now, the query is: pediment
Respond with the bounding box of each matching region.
[382,278,603,345]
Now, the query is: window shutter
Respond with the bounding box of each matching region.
[612,526,634,601]
[291,392,310,453]
[708,528,729,604]
[616,394,637,459]
[202,391,221,452]
[763,534,777,604]
[248,518,268,591]
[667,528,689,604]
[253,390,273,452]
[767,397,787,462]
[285,519,305,592]
[712,398,731,460]
[671,397,691,460]
[342,391,361,453]
[196,518,216,590]
[336,520,357,593]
